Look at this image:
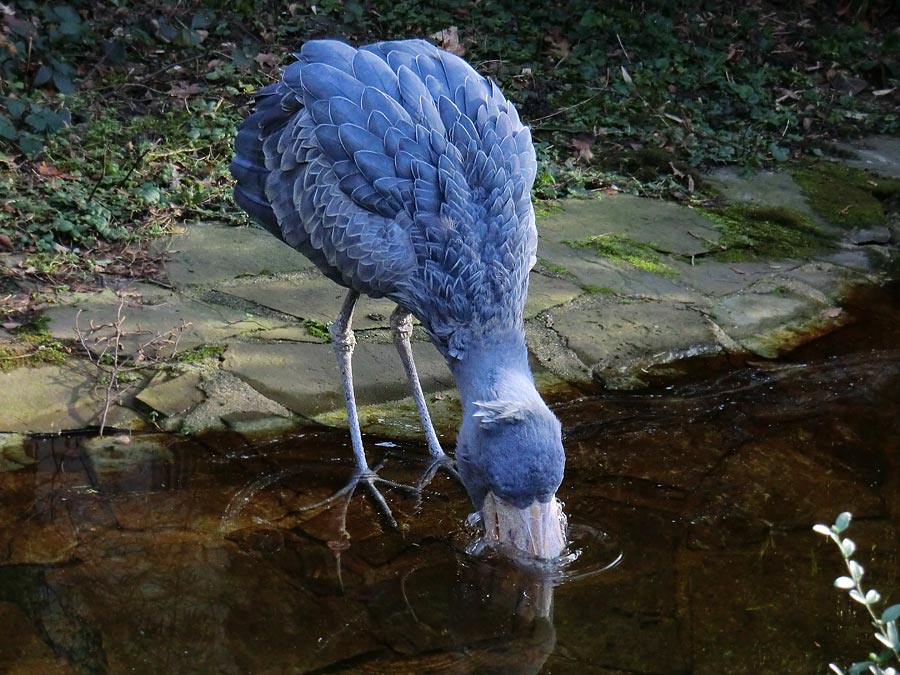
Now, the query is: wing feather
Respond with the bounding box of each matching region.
[231,39,538,356]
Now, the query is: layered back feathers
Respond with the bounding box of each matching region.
[231,39,538,359]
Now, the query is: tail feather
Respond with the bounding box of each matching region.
[230,83,294,236]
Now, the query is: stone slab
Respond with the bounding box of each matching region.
[247,325,329,343]
[524,272,583,317]
[536,194,722,256]
[549,296,720,388]
[536,235,702,303]
[0,433,31,471]
[712,292,816,338]
[82,434,174,474]
[826,135,900,178]
[222,340,454,417]
[221,269,582,328]
[0,361,106,433]
[708,290,849,358]
[218,273,398,330]
[45,284,282,355]
[135,370,205,418]
[704,168,820,220]
[160,221,316,289]
[670,259,786,298]
[179,370,294,434]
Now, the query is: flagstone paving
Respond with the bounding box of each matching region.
[1,137,898,436]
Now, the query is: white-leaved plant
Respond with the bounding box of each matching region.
[814,512,900,675]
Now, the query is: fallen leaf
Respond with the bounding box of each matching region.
[620,65,633,85]
[35,162,67,177]
[546,28,571,61]
[254,52,281,69]
[168,81,202,98]
[572,134,595,163]
[0,233,12,250]
[429,26,466,57]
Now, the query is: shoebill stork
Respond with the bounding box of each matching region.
[230,39,566,560]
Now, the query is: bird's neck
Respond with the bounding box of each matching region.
[450,333,535,412]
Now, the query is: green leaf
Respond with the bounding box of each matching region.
[769,143,789,162]
[33,65,53,88]
[25,112,48,132]
[4,98,27,119]
[50,5,82,25]
[0,115,17,141]
[834,576,856,590]
[17,132,45,157]
[841,538,856,557]
[882,604,900,623]
[835,512,852,533]
[135,183,162,205]
[53,71,76,94]
[887,621,899,649]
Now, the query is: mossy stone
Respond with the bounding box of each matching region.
[699,203,833,262]
[792,161,900,228]
[564,234,677,277]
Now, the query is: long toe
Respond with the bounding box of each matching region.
[294,463,420,532]
[416,453,460,492]
[382,451,460,511]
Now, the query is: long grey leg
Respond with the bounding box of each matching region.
[328,289,410,526]
[390,306,445,459]
[329,290,369,470]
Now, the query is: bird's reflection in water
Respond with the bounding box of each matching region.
[3,431,626,674]
[216,451,594,673]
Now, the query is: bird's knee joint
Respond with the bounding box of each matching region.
[390,311,414,341]
[329,323,356,352]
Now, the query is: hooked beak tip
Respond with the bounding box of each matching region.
[479,492,568,561]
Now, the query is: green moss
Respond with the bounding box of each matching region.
[0,320,69,370]
[534,200,564,218]
[581,284,617,296]
[536,258,571,277]
[699,203,833,262]
[304,319,331,341]
[174,344,226,364]
[792,162,900,228]
[565,234,677,277]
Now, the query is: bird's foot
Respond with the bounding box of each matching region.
[416,453,460,492]
[295,460,418,529]
[384,450,460,503]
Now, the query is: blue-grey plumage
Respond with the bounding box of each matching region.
[231,39,566,560]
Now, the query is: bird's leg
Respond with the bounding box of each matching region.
[390,306,458,488]
[330,290,367,470]
[327,290,416,528]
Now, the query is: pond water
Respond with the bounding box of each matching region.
[1,283,898,674]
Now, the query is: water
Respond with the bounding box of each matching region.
[1,283,898,674]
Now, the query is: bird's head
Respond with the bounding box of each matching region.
[455,372,567,561]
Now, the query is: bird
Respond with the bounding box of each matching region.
[230,38,566,560]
